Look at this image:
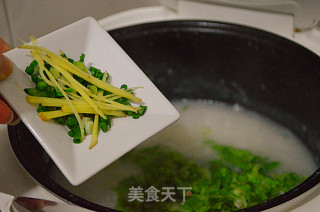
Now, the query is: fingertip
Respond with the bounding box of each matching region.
[0,100,13,124]
[0,38,11,53]
[0,54,13,80]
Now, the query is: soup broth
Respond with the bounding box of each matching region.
[49,99,317,208]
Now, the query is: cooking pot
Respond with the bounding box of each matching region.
[8,21,320,211]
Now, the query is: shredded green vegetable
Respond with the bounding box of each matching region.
[115,141,305,211]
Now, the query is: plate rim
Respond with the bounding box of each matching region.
[1,16,180,185]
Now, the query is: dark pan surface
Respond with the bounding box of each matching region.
[8,21,320,211]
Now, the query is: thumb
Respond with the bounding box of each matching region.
[0,54,13,80]
[0,97,19,125]
[0,99,13,124]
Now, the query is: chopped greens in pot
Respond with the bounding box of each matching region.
[115,141,305,212]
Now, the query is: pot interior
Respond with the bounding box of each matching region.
[8,21,320,211]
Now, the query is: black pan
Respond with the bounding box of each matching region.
[8,21,320,211]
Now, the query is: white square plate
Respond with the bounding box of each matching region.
[0,17,180,185]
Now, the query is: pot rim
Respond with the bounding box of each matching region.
[8,20,320,212]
